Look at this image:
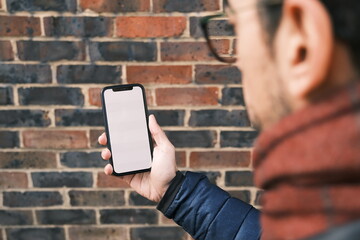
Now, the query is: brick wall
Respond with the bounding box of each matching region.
[0,0,261,239]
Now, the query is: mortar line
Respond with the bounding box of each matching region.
[12,84,19,106]
[92,171,97,188]
[1,0,7,12]
[0,11,226,17]
[50,64,57,84]
[185,149,190,168]
[0,59,238,66]
[95,208,100,225]
[64,225,70,240]
[151,88,157,107]
[9,40,18,61]
[48,108,56,127]
[122,64,127,84]
[126,226,131,240]
[32,209,38,225]
[112,16,117,38]
[2,228,6,240]
[0,205,165,210]
[184,15,191,38]
[85,39,91,63]
[63,188,70,208]
[0,35,235,42]
[55,151,61,168]
[76,0,81,13]
[39,16,45,36]
[250,188,258,206]
[0,125,255,131]
[215,129,221,149]
[156,40,161,62]
[82,85,90,108]
[150,0,154,13]
[184,109,190,127]
[0,82,243,89]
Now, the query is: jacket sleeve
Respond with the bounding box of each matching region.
[157,171,261,240]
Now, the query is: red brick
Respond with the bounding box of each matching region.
[88,88,102,107]
[0,41,14,61]
[0,172,28,189]
[80,0,150,12]
[156,87,219,106]
[233,39,237,54]
[97,172,130,188]
[161,40,230,61]
[90,129,104,148]
[116,16,186,38]
[176,151,186,167]
[145,89,154,106]
[89,87,153,107]
[190,151,251,168]
[23,130,88,149]
[127,65,192,84]
[0,16,41,37]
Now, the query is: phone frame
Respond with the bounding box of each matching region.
[101,83,153,176]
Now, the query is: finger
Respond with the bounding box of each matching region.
[98,132,107,146]
[101,148,111,160]
[149,114,169,146]
[104,164,113,175]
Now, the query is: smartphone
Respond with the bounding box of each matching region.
[101,84,153,176]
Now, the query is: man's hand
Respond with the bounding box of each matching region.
[98,114,177,203]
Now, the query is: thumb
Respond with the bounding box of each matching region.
[149,114,169,146]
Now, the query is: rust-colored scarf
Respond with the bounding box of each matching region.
[253,83,360,240]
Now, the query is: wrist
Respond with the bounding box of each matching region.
[157,171,185,214]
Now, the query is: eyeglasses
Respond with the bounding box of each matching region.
[200,0,283,64]
[200,13,236,63]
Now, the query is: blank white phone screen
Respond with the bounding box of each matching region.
[104,86,152,174]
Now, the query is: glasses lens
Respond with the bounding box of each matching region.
[204,15,236,63]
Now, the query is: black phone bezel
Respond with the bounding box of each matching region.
[101,83,154,176]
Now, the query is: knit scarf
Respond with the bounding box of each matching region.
[253,82,360,240]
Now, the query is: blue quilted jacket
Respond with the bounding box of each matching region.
[158,172,261,240]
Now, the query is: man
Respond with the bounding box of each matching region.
[98,0,360,239]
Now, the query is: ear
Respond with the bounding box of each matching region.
[276,0,334,99]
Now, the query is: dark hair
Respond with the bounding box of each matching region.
[258,0,360,71]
